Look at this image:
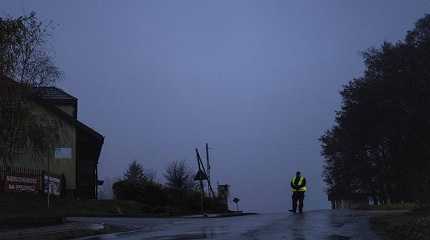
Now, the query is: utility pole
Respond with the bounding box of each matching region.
[194,149,206,215]
[194,147,216,216]
[205,143,211,197]
[196,148,215,198]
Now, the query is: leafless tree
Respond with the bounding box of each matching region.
[164,160,194,192]
[0,12,61,86]
[0,13,61,166]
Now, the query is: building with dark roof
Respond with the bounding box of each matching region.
[0,76,104,199]
[36,87,78,118]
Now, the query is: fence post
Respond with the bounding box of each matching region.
[41,170,45,195]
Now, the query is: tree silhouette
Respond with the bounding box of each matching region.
[0,13,61,166]
[124,161,147,184]
[164,160,194,191]
[321,14,430,204]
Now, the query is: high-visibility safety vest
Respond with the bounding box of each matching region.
[291,176,307,192]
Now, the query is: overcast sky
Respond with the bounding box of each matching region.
[2,0,429,212]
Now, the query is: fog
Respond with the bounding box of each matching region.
[3,0,429,212]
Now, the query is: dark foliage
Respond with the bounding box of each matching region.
[112,180,167,207]
[124,160,147,183]
[321,15,430,204]
[113,160,226,214]
[113,161,165,206]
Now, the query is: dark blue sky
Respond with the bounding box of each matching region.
[2,0,429,211]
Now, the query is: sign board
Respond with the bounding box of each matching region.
[5,175,40,193]
[44,175,62,196]
[55,147,72,159]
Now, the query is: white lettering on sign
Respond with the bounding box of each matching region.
[8,184,36,192]
[55,147,72,159]
[6,176,37,184]
[5,175,39,193]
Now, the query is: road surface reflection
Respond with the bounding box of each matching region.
[73,210,379,240]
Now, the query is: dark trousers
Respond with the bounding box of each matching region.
[292,191,305,213]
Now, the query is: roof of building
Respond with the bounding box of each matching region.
[36,94,104,162]
[1,75,104,161]
[35,87,77,104]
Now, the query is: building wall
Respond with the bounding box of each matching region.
[56,104,76,118]
[5,103,77,190]
[76,131,99,199]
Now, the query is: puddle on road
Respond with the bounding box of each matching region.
[144,233,208,240]
[327,234,351,240]
[79,230,228,240]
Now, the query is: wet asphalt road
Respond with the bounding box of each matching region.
[73,210,380,240]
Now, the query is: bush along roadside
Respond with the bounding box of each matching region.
[112,160,229,215]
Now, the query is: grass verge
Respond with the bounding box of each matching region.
[371,208,430,240]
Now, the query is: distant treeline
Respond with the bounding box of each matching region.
[320,15,430,204]
[112,160,226,215]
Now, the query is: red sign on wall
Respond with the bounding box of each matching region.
[5,175,41,193]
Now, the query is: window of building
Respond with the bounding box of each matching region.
[55,147,72,159]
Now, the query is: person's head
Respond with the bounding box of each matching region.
[296,171,301,177]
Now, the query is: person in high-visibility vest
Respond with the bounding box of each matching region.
[290,171,307,213]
